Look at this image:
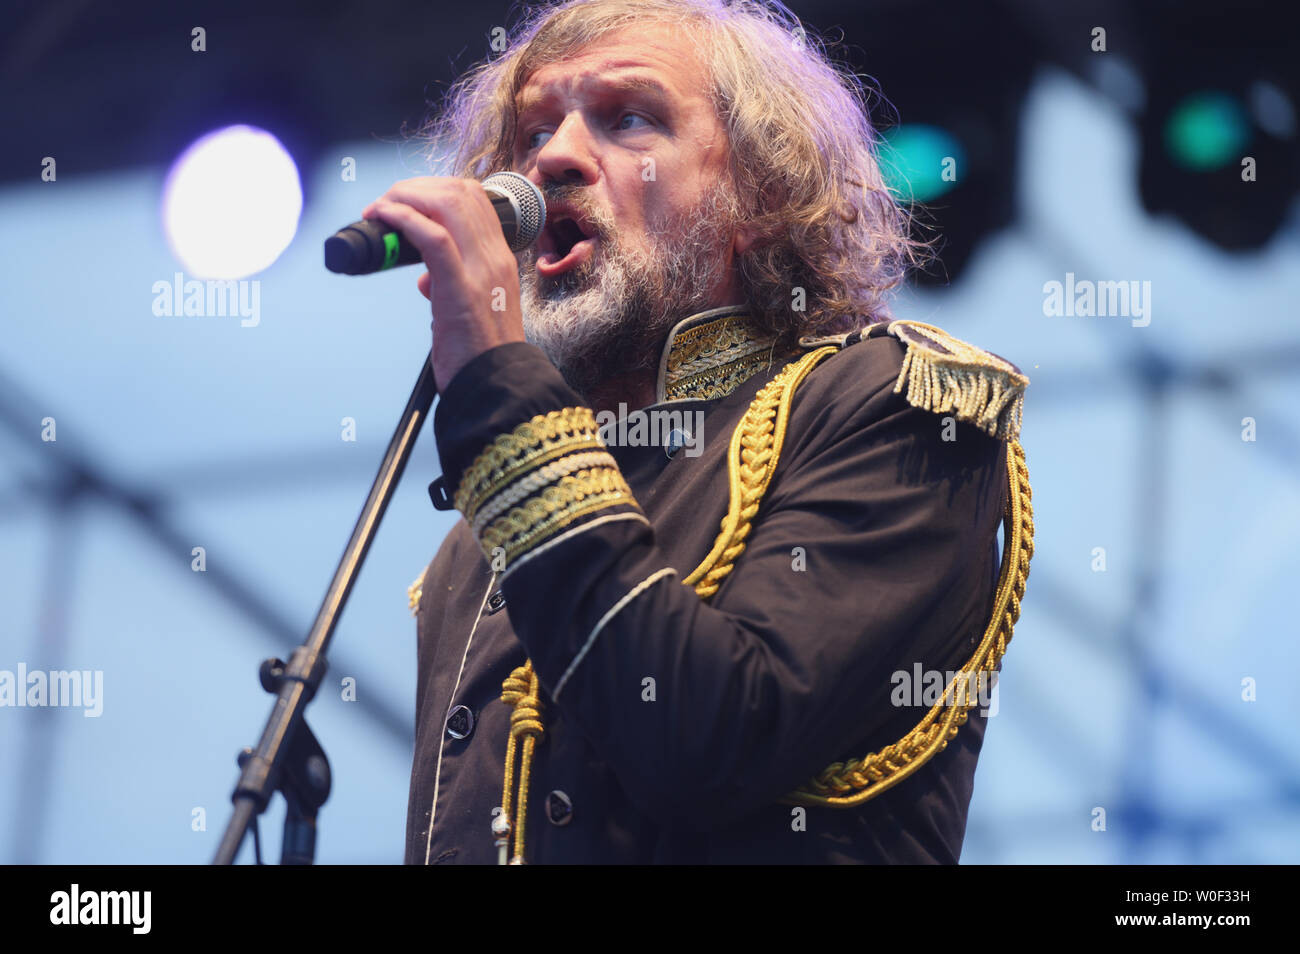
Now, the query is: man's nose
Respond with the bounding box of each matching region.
[534,114,600,186]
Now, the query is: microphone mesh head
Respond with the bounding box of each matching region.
[482,171,546,250]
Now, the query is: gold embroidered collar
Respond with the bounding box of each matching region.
[654,306,781,404]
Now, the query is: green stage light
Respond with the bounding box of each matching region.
[1164,91,1251,170]
[880,124,966,203]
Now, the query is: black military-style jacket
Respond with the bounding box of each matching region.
[405,305,1018,864]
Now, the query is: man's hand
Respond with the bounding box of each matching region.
[361,177,525,390]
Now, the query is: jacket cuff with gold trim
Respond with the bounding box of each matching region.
[432,342,643,570]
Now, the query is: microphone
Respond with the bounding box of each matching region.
[324,171,546,275]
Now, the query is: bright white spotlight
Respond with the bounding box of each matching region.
[162,125,302,279]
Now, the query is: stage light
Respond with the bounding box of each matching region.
[162,125,302,279]
[880,124,966,203]
[1164,92,1251,171]
[835,0,1033,286]
[1134,0,1299,250]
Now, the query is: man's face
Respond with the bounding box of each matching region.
[509,23,748,396]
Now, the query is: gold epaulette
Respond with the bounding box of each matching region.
[800,319,1028,441]
[691,323,1034,809]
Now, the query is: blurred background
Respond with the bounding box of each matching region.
[1,0,1297,864]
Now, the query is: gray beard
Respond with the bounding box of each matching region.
[517,184,736,399]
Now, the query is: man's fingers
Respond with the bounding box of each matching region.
[364,198,464,276]
[372,178,502,256]
[417,270,432,301]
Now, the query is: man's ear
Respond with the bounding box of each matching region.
[733,223,759,257]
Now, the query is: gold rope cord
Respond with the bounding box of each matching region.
[495,661,544,864]
[785,438,1032,806]
[682,346,840,598]
[682,363,1034,807]
[407,569,426,616]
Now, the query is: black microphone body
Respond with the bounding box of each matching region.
[325,171,546,275]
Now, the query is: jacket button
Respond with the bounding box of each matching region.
[486,591,506,615]
[546,790,573,826]
[445,704,475,740]
[664,427,692,458]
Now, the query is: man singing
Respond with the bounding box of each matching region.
[364,0,1034,864]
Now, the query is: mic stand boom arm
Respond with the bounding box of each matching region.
[213,355,439,864]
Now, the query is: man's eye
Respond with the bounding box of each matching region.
[617,112,652,131]
[526,130,553,150]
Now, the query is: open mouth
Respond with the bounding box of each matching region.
[536,211,599,278]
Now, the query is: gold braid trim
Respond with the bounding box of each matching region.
[682,347,840,598]
[495,661,544,864]
[784,438,1033,806]
[478,466,639,568]
[683,342,1034,809]
[662,313,778,402]
[455,407,601,518]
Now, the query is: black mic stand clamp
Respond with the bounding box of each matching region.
[230,651,333,865]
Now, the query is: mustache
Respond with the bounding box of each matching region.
[540,181,612,241]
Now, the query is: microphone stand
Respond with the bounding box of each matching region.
[213,355,439,864]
